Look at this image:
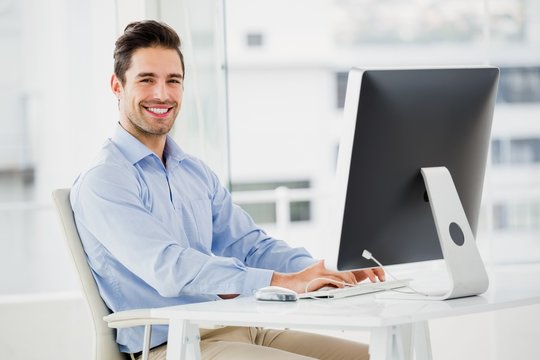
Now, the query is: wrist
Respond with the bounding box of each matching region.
[271,272,288,287]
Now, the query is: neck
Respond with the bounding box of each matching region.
[141,135,167,162]
[119,121,167,162]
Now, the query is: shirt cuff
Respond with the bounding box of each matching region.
[242,267,274,295]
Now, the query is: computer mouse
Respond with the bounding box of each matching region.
[254,286,298,302]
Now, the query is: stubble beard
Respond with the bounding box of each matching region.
[127,106,177,138]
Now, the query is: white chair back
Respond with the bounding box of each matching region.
[52,188,127,360]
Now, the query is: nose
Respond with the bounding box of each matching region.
[152,81,168,101]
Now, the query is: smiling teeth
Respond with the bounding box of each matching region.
[148,107,168,114]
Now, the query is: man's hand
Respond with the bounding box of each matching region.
[270,260,359,294]
[353,267,385,283]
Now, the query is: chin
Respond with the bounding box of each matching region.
[146,125,171,136]
[146,119,174,134]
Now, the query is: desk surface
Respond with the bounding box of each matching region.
[152,264,540,331]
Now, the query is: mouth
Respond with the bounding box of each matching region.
[143,105,174,118]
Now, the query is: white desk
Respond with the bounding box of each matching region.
[152,264,540,360]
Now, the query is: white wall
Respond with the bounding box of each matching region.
[20,0,118,201]
[0,0,28,170]
[1,0,123,358]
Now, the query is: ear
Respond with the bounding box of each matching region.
[110,74,123,97]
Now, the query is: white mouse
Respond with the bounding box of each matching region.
[254,286,298,302]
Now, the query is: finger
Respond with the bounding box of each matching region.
[305,278,329,292]
[316,261,357,285]
[329,270,356,286]
[352,270,367,282]
[303,277,333,292]
[364,269,377,282]
[372,267,386,281]
[344,271,358,285]
[323,275,353,288]
[354,270,372,282]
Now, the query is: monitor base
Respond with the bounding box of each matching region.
[376,289,450,301]
[413,167,489,300]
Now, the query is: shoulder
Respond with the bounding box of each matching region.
[80,139,138,180]
[71,140,142,205]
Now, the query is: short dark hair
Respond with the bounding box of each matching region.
[113,20,185,84]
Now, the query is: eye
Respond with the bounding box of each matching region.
[168,79,182,84]
[140,78,153,83]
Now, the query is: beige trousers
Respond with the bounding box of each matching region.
[132,326,369,360]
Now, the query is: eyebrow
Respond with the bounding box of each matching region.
[136,72,184,79]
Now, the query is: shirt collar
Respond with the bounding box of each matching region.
[111,123,188,165]
[164,134,188,164]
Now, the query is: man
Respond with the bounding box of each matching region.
[71,20,383,359]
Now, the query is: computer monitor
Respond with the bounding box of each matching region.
[328,67,499,299]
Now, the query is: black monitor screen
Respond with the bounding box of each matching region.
[333,67,499,270]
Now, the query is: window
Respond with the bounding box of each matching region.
[246,32,264,47]
[231,180,311,224]
[497,67,540,103]
[491,139,504,165]
[333,0,485,46]
[0,169,34,202]
[225,0,540,264]
[493,202,540,230]
[336,71,348,109]
[511,139,540,163]
[240,202,277,223]
[492,138,540,165]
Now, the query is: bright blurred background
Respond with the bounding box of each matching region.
[0,0,539,358]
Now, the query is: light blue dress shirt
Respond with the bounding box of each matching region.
[70,125,316,353]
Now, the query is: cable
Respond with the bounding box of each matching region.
[301,277,358,300]
[304,277,355,294]
[362,250,400,280]
[362,249,430,297]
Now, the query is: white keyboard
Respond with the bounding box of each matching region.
[298,279,411,299]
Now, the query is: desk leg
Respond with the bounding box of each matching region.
[370,322,433,360]
[370,324,413,360]
[369,324,412,360]
[412,322,432,360]
[166,319,201,360]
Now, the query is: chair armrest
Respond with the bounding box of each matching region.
[104,309,169,329]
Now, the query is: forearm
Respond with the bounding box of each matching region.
[216,227,317,273]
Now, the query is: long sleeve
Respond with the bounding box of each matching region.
[204,167,316,273]
[69,126,316,353]
[72,161,273,298]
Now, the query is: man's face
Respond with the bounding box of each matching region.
[112,47,184,139]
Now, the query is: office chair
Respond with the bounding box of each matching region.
[52,189,167,360]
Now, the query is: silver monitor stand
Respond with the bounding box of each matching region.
[382,166,489,300]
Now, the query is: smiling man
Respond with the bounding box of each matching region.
[112,35,184,157]
[70,20,378,360]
